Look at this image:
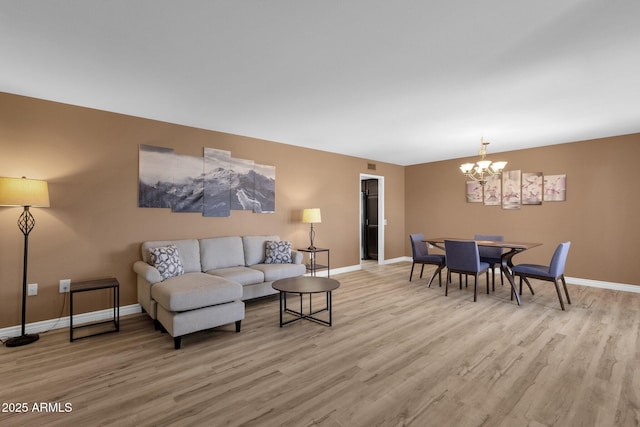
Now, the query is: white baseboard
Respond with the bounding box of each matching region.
[381,256,411,265]
[0,304,142,339]
[305,264,362,278]
[565,276,640,293]
[331,264,362,275]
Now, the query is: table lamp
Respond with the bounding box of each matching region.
[0,176,50,347]
[302,208,321,250]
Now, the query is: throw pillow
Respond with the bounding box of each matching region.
[148,245,185,280]
[265,240,292,264]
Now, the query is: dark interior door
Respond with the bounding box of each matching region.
[362,179,378,260]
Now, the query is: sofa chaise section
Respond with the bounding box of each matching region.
[152,272,244,350]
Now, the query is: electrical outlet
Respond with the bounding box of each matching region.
[28,283,38,296]
[59,279,71,293]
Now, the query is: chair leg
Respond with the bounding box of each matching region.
[561,275,571,305]
[445,270,450,296]
[519,276,523,296]
[491,266,495,291]
[553,278,566,311]
[420,264,425,278]
[409,262,415,281]
[486,270,490,294]
[523,277,535,295]
[473,274,478,302]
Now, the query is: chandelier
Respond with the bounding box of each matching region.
[459,138,507,186]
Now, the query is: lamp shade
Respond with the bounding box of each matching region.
[302,208,321,224]
[0,177,50,207]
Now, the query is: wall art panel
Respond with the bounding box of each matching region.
[544,174,567,201]
[138,144,175,208]
[483,174,501,206]
[230,157,256,211]
[254,163,275,213]
[522,172,543,205]
[171,153,204,213]
[204,147,231,217]
[466,181,483,202]
[502,170,521,210]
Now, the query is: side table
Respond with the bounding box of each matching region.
[70,277,120,342]
[298,248,330,277]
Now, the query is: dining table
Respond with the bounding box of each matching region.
[423,237,542,305]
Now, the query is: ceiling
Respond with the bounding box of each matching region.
[2,1,639,166]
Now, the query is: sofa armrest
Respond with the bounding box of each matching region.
[133,260,163,284]
[291,250,303,265]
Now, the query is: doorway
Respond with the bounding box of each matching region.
[360,174,385,263]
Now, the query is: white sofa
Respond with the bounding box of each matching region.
[133,235,306,348]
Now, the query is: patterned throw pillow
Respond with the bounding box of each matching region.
[265,240,292,264]
[148,245,185,280]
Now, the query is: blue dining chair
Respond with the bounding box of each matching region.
[474,234,504,291]
[409,233,446,287]
[511,242,571,310]
[444,240,490,302]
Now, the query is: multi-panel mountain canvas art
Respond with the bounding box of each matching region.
[139,144,275,216]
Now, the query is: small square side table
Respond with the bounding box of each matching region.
[70,277,120,342]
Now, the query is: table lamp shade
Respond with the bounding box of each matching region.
[0,177,50,207]
[302,208,321,224]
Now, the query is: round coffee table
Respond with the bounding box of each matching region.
[272,276,340,327]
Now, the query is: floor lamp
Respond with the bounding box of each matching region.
[0,176,50,347]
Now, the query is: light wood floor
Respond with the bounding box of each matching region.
[1,262,639,427]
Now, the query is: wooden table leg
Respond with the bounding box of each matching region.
[501,249,521,305]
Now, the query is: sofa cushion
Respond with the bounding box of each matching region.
[200,236,245,271]
[250,263,306,282]
[151,272,242,312]
[206,266,265,286]
[242,235,279,266]
[265,240,292,264]
[148,245,185,280]
[142,239,201,274]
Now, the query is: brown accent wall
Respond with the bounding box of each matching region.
[0,93,405,328]
[405,133,640,286]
